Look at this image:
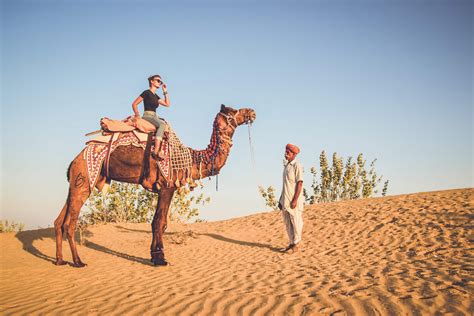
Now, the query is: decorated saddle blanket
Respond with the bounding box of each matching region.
[84,118,193,190]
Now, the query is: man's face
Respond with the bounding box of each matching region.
[285,148,296,162]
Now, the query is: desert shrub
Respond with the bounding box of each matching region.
[306,151,389,203]
[170,187,211,223]
[0,220,24,233]
[79,181,209,229]
[258,186,279,211]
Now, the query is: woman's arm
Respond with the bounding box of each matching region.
[158,83,170,107]
[132,96,143,117]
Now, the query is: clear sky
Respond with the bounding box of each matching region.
[1,0,472,229]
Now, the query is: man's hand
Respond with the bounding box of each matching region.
[290,200,297,209]
[290,181,303,209]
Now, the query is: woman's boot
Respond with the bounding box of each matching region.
[152,138,166,160]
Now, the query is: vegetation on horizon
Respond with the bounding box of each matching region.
[0,220,25,233]
[259,151,389,209]
[258,186,279,211]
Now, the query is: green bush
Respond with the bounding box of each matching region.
[306,151,388,203]
[170,187,211,223]
[258,186,279,211]
[79,181,210,229]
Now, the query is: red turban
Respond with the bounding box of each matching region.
[286,143,300,154]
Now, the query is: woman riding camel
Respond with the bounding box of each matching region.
[132,74,170,160]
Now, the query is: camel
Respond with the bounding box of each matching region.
[54,105,256,267]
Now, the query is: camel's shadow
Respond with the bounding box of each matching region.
[14,227,153,266]
[83,240,153,266]
[15,228,96,265]
[15,228,58,264]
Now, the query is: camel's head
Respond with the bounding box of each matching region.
[219,104,256,129]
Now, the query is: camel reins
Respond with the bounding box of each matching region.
[211,111,254,191]
[218,110,253,131]
[222,110,258,192]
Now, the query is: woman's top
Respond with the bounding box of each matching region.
[140,90,161,112]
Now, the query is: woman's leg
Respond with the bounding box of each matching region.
[142,113,165,159]
[154,121,167,159]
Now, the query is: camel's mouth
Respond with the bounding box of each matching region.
[242,109,256,124]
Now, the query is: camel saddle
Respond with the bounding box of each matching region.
[84,116,191,190]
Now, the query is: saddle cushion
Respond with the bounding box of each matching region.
[101,116,156,133]
[87,130,149,144]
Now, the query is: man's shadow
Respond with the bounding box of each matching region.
[201,233,281,252]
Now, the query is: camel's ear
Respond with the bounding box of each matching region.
[220,104,227,112]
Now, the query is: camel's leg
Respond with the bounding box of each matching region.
[62,155,92,268]
[150,187,175,266]
[54,200,69,265]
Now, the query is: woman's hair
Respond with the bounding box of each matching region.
[147,74,162,86]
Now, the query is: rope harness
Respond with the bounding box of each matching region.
[165,124,194,185]
[190,110,252,191]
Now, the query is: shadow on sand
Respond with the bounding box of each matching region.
[15,228,57,264]
[15,227,153,266]
[15,226,279,267]
[116,226,280,252]
[201,233,281,252]
[115,225,150,234]
[83,241,154,266]
[115,225,195,237]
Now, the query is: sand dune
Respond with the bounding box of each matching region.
[1,188,473,315]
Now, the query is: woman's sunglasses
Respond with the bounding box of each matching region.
[153,78,162,83]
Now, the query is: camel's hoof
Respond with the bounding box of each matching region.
[71,261,87,268]
[55,259,67,266]
[151,257,168,266]
[151,249,167,266]
[153,259,168,266]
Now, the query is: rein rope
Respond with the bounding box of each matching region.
[247,122,256,170]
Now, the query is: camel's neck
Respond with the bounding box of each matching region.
[190,115,235,179]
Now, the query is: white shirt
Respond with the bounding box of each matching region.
[279,159,304,215]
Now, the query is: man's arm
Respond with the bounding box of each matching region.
[290,181,303,209]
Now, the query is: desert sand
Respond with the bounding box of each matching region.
[1,188,473,315]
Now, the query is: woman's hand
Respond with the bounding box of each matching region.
[162,83,167,93]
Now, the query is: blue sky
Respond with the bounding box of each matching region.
[1,0,472,229]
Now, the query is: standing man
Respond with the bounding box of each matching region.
[279,144,304,253]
